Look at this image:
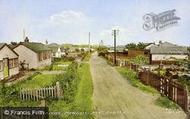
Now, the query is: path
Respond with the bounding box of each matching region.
[90,52,186,119]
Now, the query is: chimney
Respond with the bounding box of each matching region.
[24,37,30,42]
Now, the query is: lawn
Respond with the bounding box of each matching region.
[19,73,57,89]
[37,61,72,71]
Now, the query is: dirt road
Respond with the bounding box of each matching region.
[90,52,186,119]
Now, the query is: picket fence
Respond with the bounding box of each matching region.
[20,82,62,101]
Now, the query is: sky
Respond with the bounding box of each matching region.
[0,0,190,46]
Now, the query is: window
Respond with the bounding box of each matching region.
[9,59,14,68]
[14,59,18,67]
[9,58,19,69]
[39,53,43,61]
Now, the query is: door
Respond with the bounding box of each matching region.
[3,58,9,78]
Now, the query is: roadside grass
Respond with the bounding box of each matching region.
[155,96,179,109]
[83,53,91,61]
[116,67,158,94]
[49,62,93,119]
[73,63,93,118]
[116,66,181,109]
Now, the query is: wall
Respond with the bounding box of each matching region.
[0,45,19,79]
[152,54,188,61]
[14,45,52,69]
[14,45,38,69]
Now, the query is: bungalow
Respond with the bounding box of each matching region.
[13,38,52,69]
[145,42,188,64]
[0,43,19,80]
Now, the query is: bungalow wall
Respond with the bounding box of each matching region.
[14,45,51,69]
[0,46,19,79]
[150,54,188,65]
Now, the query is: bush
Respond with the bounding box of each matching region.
[131,55,149,65]
[56,62,79,103]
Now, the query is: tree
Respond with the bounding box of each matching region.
[125,42,148,50]
[137,42,147,49]
[125,43,137,49]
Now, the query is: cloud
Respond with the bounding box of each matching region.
[50,10,89,25]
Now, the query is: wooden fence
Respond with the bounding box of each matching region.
[138,70,188,112]
[104,56,189,112]
[20,82,62,101]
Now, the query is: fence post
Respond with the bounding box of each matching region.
[185,86,189,113]
[56,82,61,98]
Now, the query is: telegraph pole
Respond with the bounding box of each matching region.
[113,30,117,65]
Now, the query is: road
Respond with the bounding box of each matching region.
[90,52,186,119]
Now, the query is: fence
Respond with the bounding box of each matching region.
[20,82,62,101]
[104,55,189,112]
[138,70,188,112]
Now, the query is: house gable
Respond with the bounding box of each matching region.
[0,44,18,60]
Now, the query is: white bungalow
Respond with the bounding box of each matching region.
[13,37,52,69]
[0,43,19,80]
[145,42,188,64]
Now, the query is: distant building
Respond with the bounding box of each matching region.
[13,38,52,69]
[146,42,188,64]
[48,43,66,58]
[0,43,19,80]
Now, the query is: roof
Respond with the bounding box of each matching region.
[19,42,51,53]
[0,43,5,49]
[148,42,188,54]
[0,43,19,56]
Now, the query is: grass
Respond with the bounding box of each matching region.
[52,61,72,71]
[116,67,180,109]
[48,63,93,119]
[73,63,93,118]
[155,96,179,109]
[116,67,158,94]
[83,53,91,61]
[19,73,57,89]
[37,61,72,71]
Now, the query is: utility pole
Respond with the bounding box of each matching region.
[113,29,117,65]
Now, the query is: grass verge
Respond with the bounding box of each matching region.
[155,96,179,109]
[49,63,93,119]
[116,66,180,109]
[116,67,158,94]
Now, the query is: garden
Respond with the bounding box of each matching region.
[0,55,94,119]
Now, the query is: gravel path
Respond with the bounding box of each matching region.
[90,52,186,119]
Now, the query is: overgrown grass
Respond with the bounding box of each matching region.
[49,62,93,119]
[116,67,158,94]
[72,63,93,118]
[82,53,91,61]
[155,96,179,109]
